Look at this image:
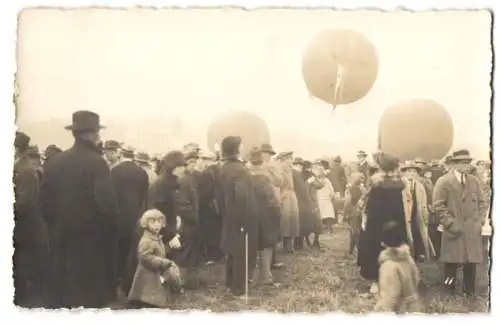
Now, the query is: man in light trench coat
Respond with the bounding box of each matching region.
[433,149,487,297]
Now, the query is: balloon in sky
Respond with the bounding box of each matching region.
[207,111,270,157]
[302,30,379,108]
[378,99,454,161]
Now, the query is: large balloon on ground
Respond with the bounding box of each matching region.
[207,111,270,157]
[302,29,379,107]
[378,99,454,161]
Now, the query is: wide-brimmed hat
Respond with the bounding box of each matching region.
[259,143,276,155]
[64,110,105,132]
[400,161,421,172]
[357,150,368,157]
[449,149,473,163]
[103,140,121,151]
[121,146,135,158]
[185,150,199,161]
[135,152,150,164]
[276,151,293,161]
[292,157,304,165]
[15,131,30,150]
[303,160,313,169]
[414,158,426,165]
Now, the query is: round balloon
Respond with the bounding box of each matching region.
[207,111,270,157]
[378,99,454,161]
[302,29,379,106]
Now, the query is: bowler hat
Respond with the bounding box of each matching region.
[260,143,276,155]
[303,160,313,169]
[292,157,304,165]
[64,110,105,132]
[14,131,30,150]
[333,155,342,163]
[135,152,150,164]
[122,146,135,158]
[103,140,121,151]
[449,149,473,163]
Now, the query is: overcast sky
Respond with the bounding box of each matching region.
[16,9,491,159]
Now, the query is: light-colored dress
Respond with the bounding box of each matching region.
[316,177,336,220]
[279,165,300,237]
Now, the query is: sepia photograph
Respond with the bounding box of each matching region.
[11,6,492,314]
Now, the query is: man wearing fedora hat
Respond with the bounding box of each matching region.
[198,150,225,264]
[259,144,285,269]
[219,136,259,298]
[103,140,122,170]
[433,149,487,297]
[109,146,149,288]
[13,131,50,307]
[247,147,282,286]
[135,151,157,185]
[355,150,371,186]
[39,110,120,307]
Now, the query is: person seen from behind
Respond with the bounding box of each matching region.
[374,221,421,313]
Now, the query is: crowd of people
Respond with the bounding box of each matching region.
[13,110,491,312]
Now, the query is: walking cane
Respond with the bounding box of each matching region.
[243,227,249,304]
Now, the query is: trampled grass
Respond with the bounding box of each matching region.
[113,226,490,313]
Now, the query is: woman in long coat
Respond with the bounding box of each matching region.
[121,151,185,296]
[302,161,324,249]
[276,152,300,253]
[357,152,408,294]
[291,158,313,250]
[401,162,435,262]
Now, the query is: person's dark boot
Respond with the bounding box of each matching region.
[294,237,304,251]
[443,276,457,295]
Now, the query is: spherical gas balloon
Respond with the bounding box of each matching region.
[207,111,270,157]
[378,99,454,161]
[302,29,379,107]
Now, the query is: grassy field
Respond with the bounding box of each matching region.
[113,226,490,313]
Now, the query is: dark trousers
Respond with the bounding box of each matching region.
[118,237,132,282]
[225,250,257,295]
[444,263,477,295]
